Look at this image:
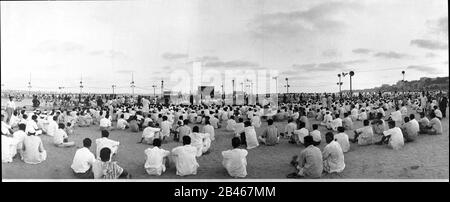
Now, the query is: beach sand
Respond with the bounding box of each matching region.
[2,107,448,180]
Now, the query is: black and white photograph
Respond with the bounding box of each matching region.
[1,0,448,187]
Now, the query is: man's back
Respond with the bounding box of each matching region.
[299,145,323,178]
[172,145,199,176]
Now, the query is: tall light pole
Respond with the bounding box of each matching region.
[284,78,290,93]
[112,85,116,94]
[28,73,32,95]
[152,85,157,98]
[337,74,343,98]
[130,73,135,96]
[402,70,405,81]
[79,75,83,94]
[272,76,278,95]
[349,71,354,97]
[161,80,164,97]
[232,79,236,105]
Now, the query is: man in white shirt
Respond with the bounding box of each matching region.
[144,138,170,176]
[202,120,215,141]
[2,114,13,135]
[95,130,120,160]
[6,97,16,123]
[226,116,236,131]
[330,114,342,131]
[46,116,58,137]
[189,126,211,157]
[71,138,96,179]
[12,123,27,159]
[26,115,42,135]
[321,112,333,128]
[222,137,248,178]
[99,115,112,131]
[293,121,309,145]
[116,114,129,130]
[334,127,350,153]
[243,121,259,150]
[54,123,75,147]
[139,122,161,144]
[2,132,18,163]
[376,120,404,150]
[309,124,321,146]
[322,132,345,174]
[351,120,374,146]
[171,136,199,176]
[160,116,172,140]
[401,117,418,143]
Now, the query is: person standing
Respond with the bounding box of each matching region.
[6,97,16,123]
[439,96,448,118]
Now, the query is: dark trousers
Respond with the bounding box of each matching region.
[240,132,247,146]
[440,106,446,118]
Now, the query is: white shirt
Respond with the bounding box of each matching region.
[95,137,120,159]
[226,119,236,131]
[71,147,96,173]
[244,126,259,150]
[171,145,199,176]
[331,118,342,131]
[383,127,404,150]
[6,100,16,109]
[390,111,402,122]
[142,126,161,139]
[25,120,39,134]
[310,130,321,142]
[222,148,248,178]
[409,119,420,134]
[189,132,210,157]
[203,125,215,141]
[160,121,172,137]
[144,146,170,175]
[54,129,68,145]
[99,118,112,128]
[116,118,128,129]
[322,140,345,173]
[12,130,27,150]
[294,128,309,144]
[47,120,58,137]
[334,132,350,153]
[2,135,18,163]
[251,116,261,128]
[1,121,12,135]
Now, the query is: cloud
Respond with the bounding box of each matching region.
[88,50,127,59]
[34,40,84,53]
[248,1,361,38]
[427,16,448,38]
[425,52,438,58]
[352,48,372,54]
[291,60,366,72]
[322,49,341,57]
[203,60,259,68]
[115,70,134,74]
[162,52,189,60]
[407,65,442,74]
[373,51,409,59]
[410,39,448,50]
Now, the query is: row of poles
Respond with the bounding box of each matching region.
[11,70,409,98]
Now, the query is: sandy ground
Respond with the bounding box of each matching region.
[2,107,449,180]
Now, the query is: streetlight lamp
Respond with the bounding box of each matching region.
[284,78,290,93]
[152,85,157,98]
[349,71,354,97]
[337,74,343,98]
[112,85,116,94]
[401,70,405,81]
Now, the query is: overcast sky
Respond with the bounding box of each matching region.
[1,0,448,94]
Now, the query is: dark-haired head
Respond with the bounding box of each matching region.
[182,135,191,145]
[101,130,109,138]
[83,138,92,148]
[99,147,111,162]
[153,138,162,147]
